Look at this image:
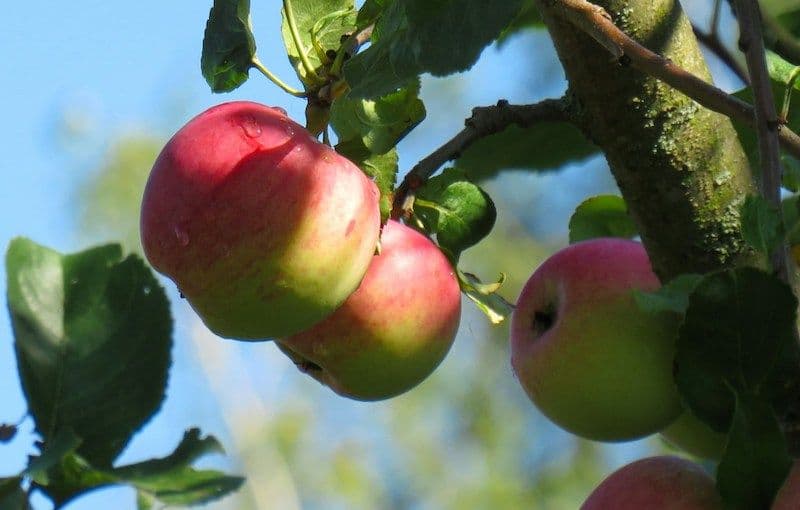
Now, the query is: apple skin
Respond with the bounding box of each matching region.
[773,461,800,509]
[581,456,723,509]
[510,238,682,441]
[277,220,461,401]
[140,101,380,339]
[660,410,726,460]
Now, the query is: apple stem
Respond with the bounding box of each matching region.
[251,57,306,97]
[283,0,325,86]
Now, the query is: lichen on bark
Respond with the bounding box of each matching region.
[534,0,756,280]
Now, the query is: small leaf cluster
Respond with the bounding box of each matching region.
[3,240,243,509]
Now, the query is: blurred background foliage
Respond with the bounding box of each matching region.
[11,0,754,507]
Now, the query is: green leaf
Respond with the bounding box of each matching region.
[739,194,786,255]
[781,154,800,191]
[567,195,638,244]
[356,0,387,29]
[6,239,173,467]
[113,429,245,507]
[330,79,426,154]
[414,167,497,258]
[733,52,800,175]
[633,273,704,315]
[335,139,398,221]
[25,428,82,485]
[457,270,513,324]
[37,430,244,508]
[0,478,26,510]
[201,0,256,93]
[136,491,156,510]
[497,0,543,46]
[456,123,599,181]
[344,0,525,98]
[716,393,792,510]
[281,0,356,86]
[674,268,799,432]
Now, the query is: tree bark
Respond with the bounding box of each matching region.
[535,0,756,280]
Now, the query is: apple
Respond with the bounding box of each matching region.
[276,220,461,401]
[660,410,726,460]
[773,461,800,509]
[581,456,723,509]
[510,238,682,441]
[140,101,380,339]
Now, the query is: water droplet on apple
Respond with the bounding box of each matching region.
[174,225,190,246]
[271,106,287,116]
[241,115,262,138]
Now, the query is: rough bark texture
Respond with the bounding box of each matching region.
[535,0,756,280]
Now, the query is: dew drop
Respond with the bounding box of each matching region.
[70,278,79,285]
[143,286,151,295]
[174,225,190,246]
[241,115,262,138]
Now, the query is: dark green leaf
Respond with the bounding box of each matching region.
[781,154,800,191]
[344,0,525,98]
[40,454,117,506]
[6,239,173,467]
[335,139,398,221]
[674,268,798,432]
[25,428,82,485]
[281,0,355,86]
[497,0,543,46]
[201,0,256,93]
[356,0,387,29]
[716,393,792,510]
[0,478,26,510]
[330,79,425,154]
[567,195,638,244]
[633,273,704,315]
[414,167,497,258]
[739,194,785,255]
[783,194,800,245]
[456,123,599,181]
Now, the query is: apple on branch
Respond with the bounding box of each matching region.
[510,238,682,441]
[277,220,462,401]
[140,101,380,340]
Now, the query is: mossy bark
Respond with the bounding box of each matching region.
[534,0,756,280]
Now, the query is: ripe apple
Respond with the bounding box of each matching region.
[773,461,800,509]
[660,410,726,460]
[277,220,461,401]
[581,456,723,509]
[510,238,682,441]
[140,101,380,339]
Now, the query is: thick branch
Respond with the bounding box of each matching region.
[550,0,800,159]
[392,98,569,216]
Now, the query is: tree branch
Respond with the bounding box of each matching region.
[691,24,749,84]
[549,0,800,159]
[735,0,790,282]
[391,98,570,217]
[761,6,800,66]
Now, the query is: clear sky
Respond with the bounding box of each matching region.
[0,1,736,509]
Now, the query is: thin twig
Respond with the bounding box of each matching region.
[391,98,570,217]
[735,0,790,281]
[692,24,749,83]
[548,0,800,159]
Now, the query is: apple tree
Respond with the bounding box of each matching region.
[5,0,800,508]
